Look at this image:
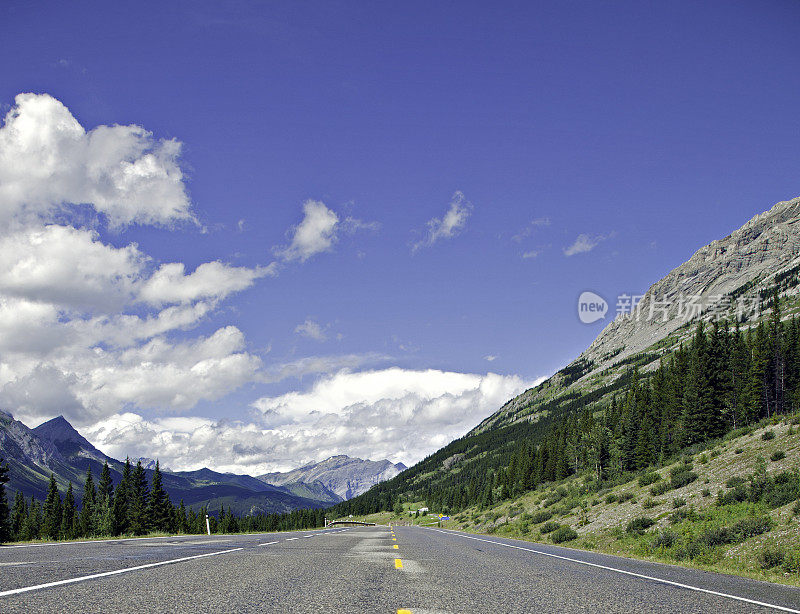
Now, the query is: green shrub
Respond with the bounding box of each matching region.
[605,494,618,504]
[701,488,711,497]
[551,526,578,544]
[651,529,677,549]
[730,516,772,540]
[651,482,671,496]
[735,448,744,454]
[717,484,748,506]
[540,521,560,533]
[759,545,785,569]
[673,497,686,508]
[530,510,553,524]
[762,471,800,508]
[698,453,709,464]
[771,450,786,462]
[638,472,661,487]
[642,498,660,509]
[626,516,655,535]
[617,492,634,503]
[726,476,747,489]
[762,430,776,441]
[710,449,721,458]
[670,468,698,489]
[668,506,698,524]
[781,550,800,574]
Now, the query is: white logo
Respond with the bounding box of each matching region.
[578,291,608,324]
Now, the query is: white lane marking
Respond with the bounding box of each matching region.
[0,535,178,549]
[285,537,299,541]
[304,535,315,538]
[426,529,800,614]
[259,541,278,546]
[0,547,243,598]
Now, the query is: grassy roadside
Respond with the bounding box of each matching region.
[342,415,800,588]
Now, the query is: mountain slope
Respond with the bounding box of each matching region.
[476,195,800,434]
[331,194,800,519]
[259,455,407,500]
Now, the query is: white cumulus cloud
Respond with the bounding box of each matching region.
[275,200,339,263]
[294,318,328,341]
[0,93,194,228]
[0,93,266,427]
[81,367,538,474]
[412,191,472,252]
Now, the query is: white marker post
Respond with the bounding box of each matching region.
[205,514,211,536]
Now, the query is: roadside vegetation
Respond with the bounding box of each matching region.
[329,290,800,586]
[343,417,800,586]
[0,458,325,544]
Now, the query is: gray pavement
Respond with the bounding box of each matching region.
[0,525,798,613]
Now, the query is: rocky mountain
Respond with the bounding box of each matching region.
[0,413,335,515]
[259,455,407,500]
[473,195,800,434]
[135,457,172,472]
[330,194,800,518]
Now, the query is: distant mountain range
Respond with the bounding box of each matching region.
[259,455,407,500]
[0,411,404,515]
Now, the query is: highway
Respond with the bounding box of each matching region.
[1,525,799,613]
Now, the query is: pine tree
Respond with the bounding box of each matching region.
[11,490,26,539]
[22,496,41,541]
[61,483,76,539]
[80,467,96,537]
[128,461,149,535]
[176,500,188,534]
[112,458,131,535]
[748,323,769,421]
[769,287,785,415]
[98,461,113,502]
[683,323,714,445]
[147,461,171,533]
[0,458,11,543]
[42,474,62,540]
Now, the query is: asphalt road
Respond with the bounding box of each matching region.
[1,525,799,613]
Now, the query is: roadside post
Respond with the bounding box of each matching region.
[205,514,211,536]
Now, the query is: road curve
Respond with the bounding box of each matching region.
[0,525,798,613]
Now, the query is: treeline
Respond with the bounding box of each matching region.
[332,291,800,517]
[0,458,326,543]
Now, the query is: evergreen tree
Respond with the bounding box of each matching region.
[128,460,149,535]
[61,483,76,539]
[0,458,10,543]
[80,467,96,537]
[176,500,188,534]
[21,496,41,541]
[42,474,62,540]
[112,458,131,535]
[147,461,172,533]
[11,490,26,539]
[98,461,113,502]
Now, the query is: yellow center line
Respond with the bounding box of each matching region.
[394,558,403,569]
[393,544,399,549]
[398,610,413,614]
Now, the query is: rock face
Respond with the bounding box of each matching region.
[581,196,800,373]
[472,195,800,433]
[33,416,111,467]
[1,411,65,470]
[259,455,407,500]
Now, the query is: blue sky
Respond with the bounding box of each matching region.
[1,1,799,472]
